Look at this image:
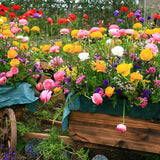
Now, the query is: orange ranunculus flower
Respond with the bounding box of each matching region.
[95,60,106,72]
[7,49,18,58]
[105,86,114,98]
[23,26,30,33]
[130,72,143,81]
[10,58,20,67]
[54,41,62,47]
[20,43,29,51]
[140,48,153,61]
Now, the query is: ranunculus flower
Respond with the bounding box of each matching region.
[36,82,43,91]
[111,46,124,57]
[49,46,60,53]
[19,19,28,25]
[0,72,6,78]
[90,27,100,33]
[43,79,54,90]
[40,90,52,103]
[145,43,159,55]
[125,29,134,35]
[0,77,7,85]
[64,88,69,94]
[52,56,64,67]
[105,86,114,98]
[11,27,20,34]
[78,52,90,61]
[6,71,13,78]
[10,66,19,74]
[110,31,120,37]
[60,28,70,34]
[83,14,88,20]
[47,17,53,25]
[109,24,119,30]
[152,33,160,43]
[116,124,127,133]
[54,71,65,81]
[91,93,103,105]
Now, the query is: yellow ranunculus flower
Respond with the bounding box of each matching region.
[90,31,103,38]
[13,41,19,47]
[20,43,29,51]
[145,29,153,35]
[41,45,51,53]
[71,44,82,53]
[32,47,39,52]
[133,23,142,29]
[10,59,20,67]
[130,72,143,81]
[95,60,106,72]
[140,48,153,61]
[116,63,132,77]
[71,30,79,38]
[23,26,30,33]
[105,86,114,98]
[31,26,40,32]
[54,87,61,94]
[0,17,7,23]
[3,30,12,38]
[99,27,107,33]
[7,49,18,58]
[54,41,62,47]
[63,44,73,53]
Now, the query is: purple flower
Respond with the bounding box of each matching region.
[116,89,122,95]
[103,79,109,87]
[113,62,117,67]
[83,83,86,87]
[135,10,141,18]
[66,77,71,85]
[147,15,151,20]
[114,10,119,17]
[117,19,123,23]
[143,89,150,99]
[68,66,72,71]
[95,87,101,93]
[33,13,42,18]
[139,17,145,22]
[134,65,142,69]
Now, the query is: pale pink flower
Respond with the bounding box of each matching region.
[40,90,52,103]
[54,71,65,81]
[36,82,43,91]
[110,31,120,37]
[90,27,100,33]
[52,56,64,67]
[77,29,89,38]
[6,71,13,78]
[0,77,7,85]
[64,88,69,94]
[9,22,16,26]
[10,67,19,74]
[145,43,159,55]
[22,37,28,42]
[125,29,134,35]
[152,33,160,43]
[91,93,103,105]
[11,27,20,34]
[0,34,3,38]
[49,46,60,53]
[9,47,18,51]
[43,79,54,90]
[19,19,28,25]
[109,24,119,30]
[76,75,85,84]
[116,124,127,133]
[118,29,126,36]
[60,28,70,34]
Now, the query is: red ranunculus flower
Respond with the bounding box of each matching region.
[121,6,128,12]
[47,17,53,25]
[18,15,27,19]
[84,22,87,25]
[57,18,66,24]
[11,5,21,10]
[153,14,160,19]
[127,12,135,19]
[65,18,71,24]
[24,9,37,17]
[38,10,43,15]
[3,6,10,12]
[83,14,88,20]
[9,12,16,20]
[69,14,76,21]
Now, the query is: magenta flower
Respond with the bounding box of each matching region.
[75,75,85,84]
[43,79,54,90]
[54,71,66,81]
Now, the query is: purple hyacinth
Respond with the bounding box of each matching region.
[103,79,109,87]
[114,10,119,17]
[117,19,123,23]
[139,17,145,22]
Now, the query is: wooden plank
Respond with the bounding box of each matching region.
[68,111,160,154]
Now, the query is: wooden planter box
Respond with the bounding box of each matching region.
[68,111,160,154]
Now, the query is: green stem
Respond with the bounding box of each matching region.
[123,99,126,124]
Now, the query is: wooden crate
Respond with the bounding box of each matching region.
[68,111,160,154]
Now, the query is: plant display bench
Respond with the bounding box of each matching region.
[0,82,38,151]
[68,110,160,155]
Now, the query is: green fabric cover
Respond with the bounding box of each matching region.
[0,82,39,112]
[62,92,160,131]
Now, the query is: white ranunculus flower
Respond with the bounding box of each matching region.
[78,52,90,61]
[111,46,124,57]
[108,28,119,33]
[106,39,112,45]
[16,35,24,39]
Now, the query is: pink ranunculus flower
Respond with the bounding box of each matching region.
[152,33,160,43]
[19,19,28,25]
[78,29,89,38]
[116,124,127,133]
[110,31,120,37]
[0,34,4,38]
[91,93,103,105]
[109,24,119,30]
[60,28,70,34]
[11,34,15,38]
[141,33,148,39]
[0,72,6,78]
[54,81,60,87]
[10,47,18,51]
[0,77,7,85]
[49,46,60,53]
[76,75,85,84]
[125,29,134,35]
[64,88,69,94]
[52,56,64,67]
[10,67,19,75]
[43,79,54,90]
[9,22,16,26]
[118,29,126,36]
[40,90,52,103]
[145,43,159,55]
[32,74,40,80]
[36,82,43,91]
[22,37,28,42]
[90,27,100,33]
[6,71,13,78]
[11,27,20,34]
[54,71,66,81]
